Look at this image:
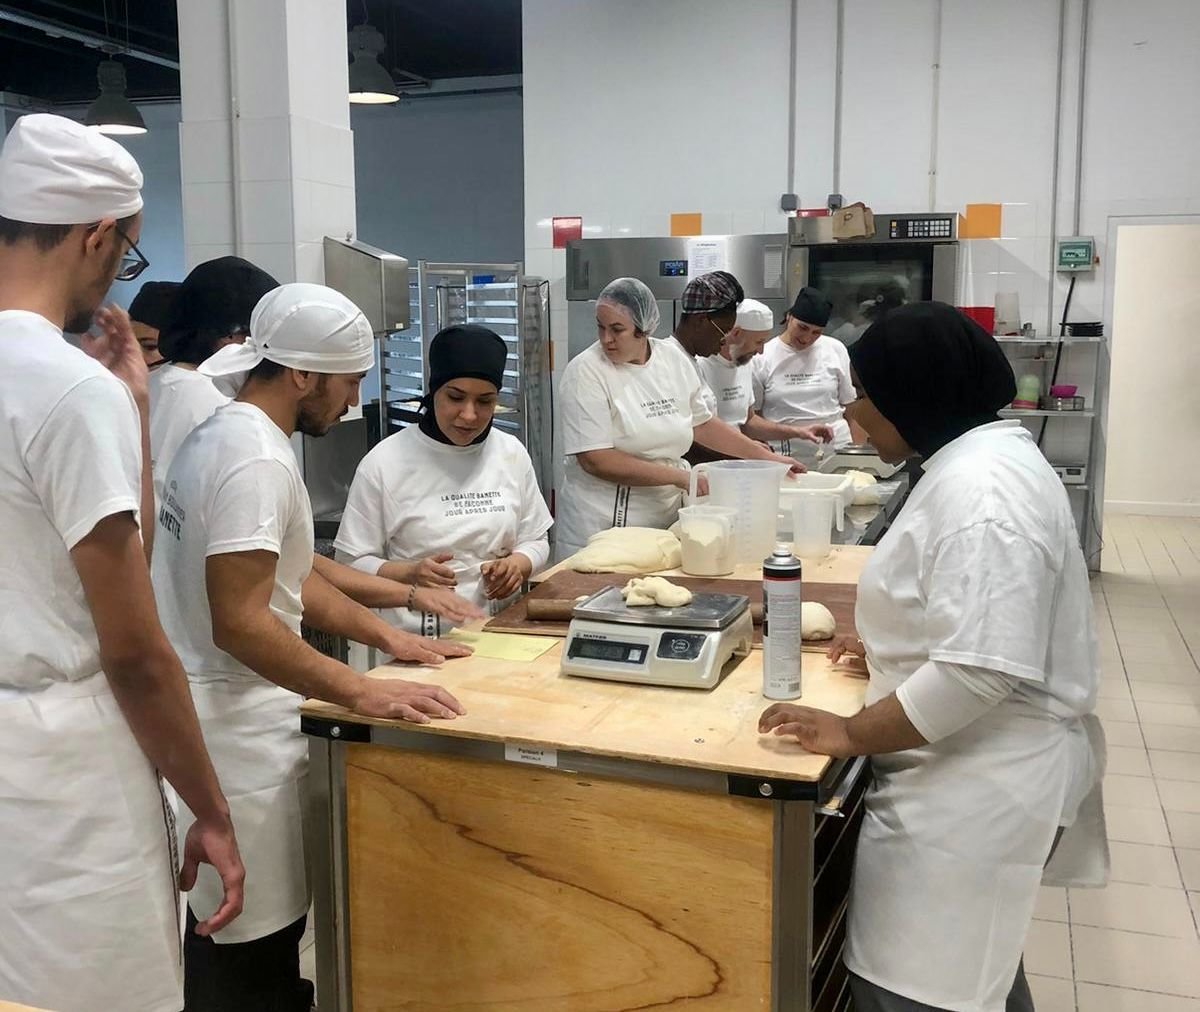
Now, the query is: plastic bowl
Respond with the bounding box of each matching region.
[1049,384,1078,398]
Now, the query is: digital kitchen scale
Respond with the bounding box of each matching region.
[561,587,754,690]
[817,444,900,479]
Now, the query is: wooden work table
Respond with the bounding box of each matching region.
[303,548,872,1012]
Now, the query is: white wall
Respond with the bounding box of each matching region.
[1106,222,1200,515]
[523,0,1200,523]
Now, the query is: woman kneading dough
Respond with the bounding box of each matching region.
[759,303,1105,1012]
[556,276,747,559]
[335,325,552,637]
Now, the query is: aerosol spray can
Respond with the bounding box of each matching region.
[762,542,802,700]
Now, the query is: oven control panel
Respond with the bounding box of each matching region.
[888,215,956,240]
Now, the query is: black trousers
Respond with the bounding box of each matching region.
[184,907,314,1012]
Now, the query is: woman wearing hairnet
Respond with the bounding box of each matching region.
[759,302,1105,1012]
[556,276,772,558]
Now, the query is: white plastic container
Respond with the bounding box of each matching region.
[777,472,851,538]
[690,460,789,564]
[677,505,737,576]
[792,495,836,559]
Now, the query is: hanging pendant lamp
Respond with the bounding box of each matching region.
[348,23,399,104]
[85,59,147,136]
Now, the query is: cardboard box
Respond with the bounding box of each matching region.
[832,202,875,240]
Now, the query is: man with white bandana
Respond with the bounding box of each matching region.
[0,114,243,1011]
[152,283,469,1010]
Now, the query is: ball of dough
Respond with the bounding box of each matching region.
[621,576,694,609]
[800,601,836,640]
[572,527,682,574]
[845,469,881,506]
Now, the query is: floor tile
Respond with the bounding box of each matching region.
[1177,848,1200,890]
[1101,721,1145,749]
[1166,810,1200,849]
[1158,778,1200,814]
[1121,642,1196,667]
[1125,663,1198,685]
[1142,723,1200,754]
[1132,682,1200,705]
[1072,924,1200,996]
[1028,973,1075,1011]
[1105,804,1171,845]
[1103,773,1160,809]
[1034,885,1069,923]
[1077,981,1200,1011]
[1068,881,1196,938]
[1137,702,1200,728]
[1095,697,1139,722]
[1107,841,1181,887]
[1106,746,1152,778]
[1025,918,1073,979]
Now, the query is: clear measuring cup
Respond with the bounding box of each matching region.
[792,494,836,559]
[689,460,788,564]
[677,505,737,576]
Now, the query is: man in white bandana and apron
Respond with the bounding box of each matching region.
[152,282,469,1010]
[0,114,244,1011]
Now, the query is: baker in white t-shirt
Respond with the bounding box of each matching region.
[152,284,470,1010]
[752,286,859,462]
[336,324,553,637]
[0,113,243,1012]
[147,256,278,514]
[696,297,835,448]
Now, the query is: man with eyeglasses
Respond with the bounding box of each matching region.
[0,113,244,1012]
[665,270,824,468]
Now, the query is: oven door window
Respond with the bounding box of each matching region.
[808,245,935,346]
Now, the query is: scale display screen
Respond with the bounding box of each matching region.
[568,638,647,665]
[659,259,688,277]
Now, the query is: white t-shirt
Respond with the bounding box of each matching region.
[696,353,754,427]
[0,311,142,692]
[751,334,855,451]
[556,339,712,556]
[147,363,229,514]
[665,335,719,417]
[152,402,314,684]
[334,425,553,636]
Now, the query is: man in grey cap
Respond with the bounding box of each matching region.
[666,270,830,467]
[0,113,243,1011]
[152,282,470,1010]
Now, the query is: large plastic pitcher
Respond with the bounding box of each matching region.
[689,460,788,564]
[677,505,737,576]
[792,495,835,559]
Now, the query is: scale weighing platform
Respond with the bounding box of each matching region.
[561,587,754,690]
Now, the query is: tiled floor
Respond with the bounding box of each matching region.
[1027,513,1200,1011]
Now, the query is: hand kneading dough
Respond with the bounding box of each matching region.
[801,601,836,640]
[621,576,693,609]
[570,527,682,574]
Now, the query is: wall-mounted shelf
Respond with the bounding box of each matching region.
[993,335,1105,344]
[1000,409,1095,419]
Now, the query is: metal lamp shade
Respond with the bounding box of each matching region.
[85,60,147,135]
[348,24,398,104]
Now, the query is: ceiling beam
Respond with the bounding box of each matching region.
[0,6,180,69]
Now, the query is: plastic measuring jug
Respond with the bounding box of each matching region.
[677,505,737,576]
[792,494,836,559]
[689,460,788,564]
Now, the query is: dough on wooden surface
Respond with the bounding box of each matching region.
[570,527,682,574]
[801,601,836,640]
[621,576,694,609]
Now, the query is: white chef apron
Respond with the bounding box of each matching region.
[555,462,687,561]
[180,679,310,944]
[844,671,1095,1012]
[0,672,182,1012]
[771,415,852,463]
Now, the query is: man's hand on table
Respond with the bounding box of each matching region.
[380,628,474,665]
[352,676,466,724]
[828,634,869,676]
[758,703,855,757]
[411,586,484,624]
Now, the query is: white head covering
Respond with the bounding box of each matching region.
[0,113,143,225]
[201,283,376,397]
[597,276,660,336]
[736,298,774,332]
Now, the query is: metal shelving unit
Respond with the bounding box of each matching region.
[377,261,553,499]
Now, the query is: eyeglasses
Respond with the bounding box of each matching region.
[709,317,732,343]
[113,226,150,282]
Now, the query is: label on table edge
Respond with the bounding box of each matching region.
[504,743,558,768]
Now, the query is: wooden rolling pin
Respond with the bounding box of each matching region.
[526,598,766,624]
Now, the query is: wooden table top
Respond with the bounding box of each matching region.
[302,634,867,783]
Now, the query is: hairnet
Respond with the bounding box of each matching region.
[158,256,279,365]
[850,301,1016,458]
[597,277,660,336]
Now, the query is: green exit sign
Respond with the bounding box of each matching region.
[1057,237,1095,272]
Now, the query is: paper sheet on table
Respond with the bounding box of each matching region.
[447,629,557,662]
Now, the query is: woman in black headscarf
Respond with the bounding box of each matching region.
[336,325,554,637]
[759,302,1105,1012]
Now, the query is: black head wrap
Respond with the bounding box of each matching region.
[850,301,1016,459]
[786,286,833,327]
[128,281,180,330]
[418,324,509,446]
[158,256,279,365]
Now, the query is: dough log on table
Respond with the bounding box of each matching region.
[621,576,693,608]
